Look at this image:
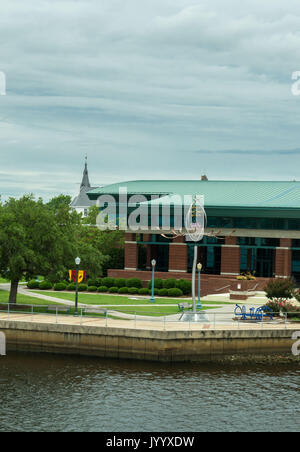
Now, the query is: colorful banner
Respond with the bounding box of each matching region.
[69,270,87,284]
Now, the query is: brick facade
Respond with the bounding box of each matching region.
[124,233,138,270]
[275,238,292,278]
[108,269,270,297]
[221,236,240,276]
[169,236,188,273]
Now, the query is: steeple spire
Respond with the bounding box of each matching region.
[80,155,91,189]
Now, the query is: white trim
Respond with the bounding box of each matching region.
[124,268,137,271]
[222,245,240,248]
[125,241,137,244]
[169,269,187,273]
[221,272,239,276]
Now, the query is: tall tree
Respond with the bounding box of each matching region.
[0,195,79,303]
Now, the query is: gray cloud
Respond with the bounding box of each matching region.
[1,0,300,199]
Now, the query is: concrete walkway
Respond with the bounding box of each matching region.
[0,283,279,324]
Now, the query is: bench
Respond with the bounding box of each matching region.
[178,302,191,312]
[82,308,107,316]
[47,306,71,315]
[234,304,273,321]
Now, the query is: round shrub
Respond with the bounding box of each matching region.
[87,279,98,287]
[163,279,176,289]
[88,286,98,292]
[39,281,53,290]
[78,284,88,292]
[167,288,183,298]
[118,287,129,294]
[154,288,159,296]
[139,288,149,295]
[54,282,67,291]
[128,287,139,295]
[158,288,168,297]
[102,277,116,288]
[67,283,76,291]
[108,286,119,294]
[115,278,126,288]
[147,278,163,290]
[126,278,142,289]
[175,279,192,295]
[27,280,40,289]
[98,286,108,293]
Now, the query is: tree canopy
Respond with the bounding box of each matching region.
[0,195,111,303]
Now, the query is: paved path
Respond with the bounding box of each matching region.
[0,283,275,324]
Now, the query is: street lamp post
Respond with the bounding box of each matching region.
[197,263,202,310]
[150,259,156,303]
[74,257,81,317]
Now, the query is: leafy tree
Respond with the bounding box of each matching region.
[82,205,99,225]
[78,226,124,276]
[47,194,72,211]
[0,195,78,303]
[264,277,296,302]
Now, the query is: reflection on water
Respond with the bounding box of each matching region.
[0,352,299,432]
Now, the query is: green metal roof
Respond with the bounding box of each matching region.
[87,180,300,210]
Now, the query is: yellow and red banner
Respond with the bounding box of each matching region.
[69,270,87,284]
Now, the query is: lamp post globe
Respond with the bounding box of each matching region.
[150,259,156,303]
[197,262,202,309]
[74,257,81,317]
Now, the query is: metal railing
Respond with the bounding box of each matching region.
[0,303,299,331]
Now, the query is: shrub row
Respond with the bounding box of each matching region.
[28,277,191,295]
[147,278,192,295]
[97,286,183,297]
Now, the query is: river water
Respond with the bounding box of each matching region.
[0,352,299,432]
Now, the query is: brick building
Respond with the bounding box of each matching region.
[88,180,300,295]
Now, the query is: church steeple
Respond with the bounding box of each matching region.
[80,155,91,189]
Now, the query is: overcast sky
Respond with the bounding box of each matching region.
[1,0,300,200]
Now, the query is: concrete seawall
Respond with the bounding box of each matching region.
[0,318,298,362]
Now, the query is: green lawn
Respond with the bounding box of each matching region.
[28,290,230,306]
[112,305,216,316]
[0,290,60,306]
[0,289,220,318]
[31,290,188,306]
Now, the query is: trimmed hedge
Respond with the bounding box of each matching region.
[139,288,149,295]
[118,287,129,294]
[78,284,88,292]
[27,280,40,289]
[175,279,192,295]
[102,277,116,288]
[125,278,143,289]
[39,281,53,290]
[98,286,108,293]
[158,288,168,297]
[128,287,139,295]
[147,278,163,290]
[108,286,119,293]
[87,279,98,287]
[163,279,177,289]
[88,286,98,292]
[67,283,76,291]
[167,288,183,297]
[54,282,67,291]
[115,278,127,288]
